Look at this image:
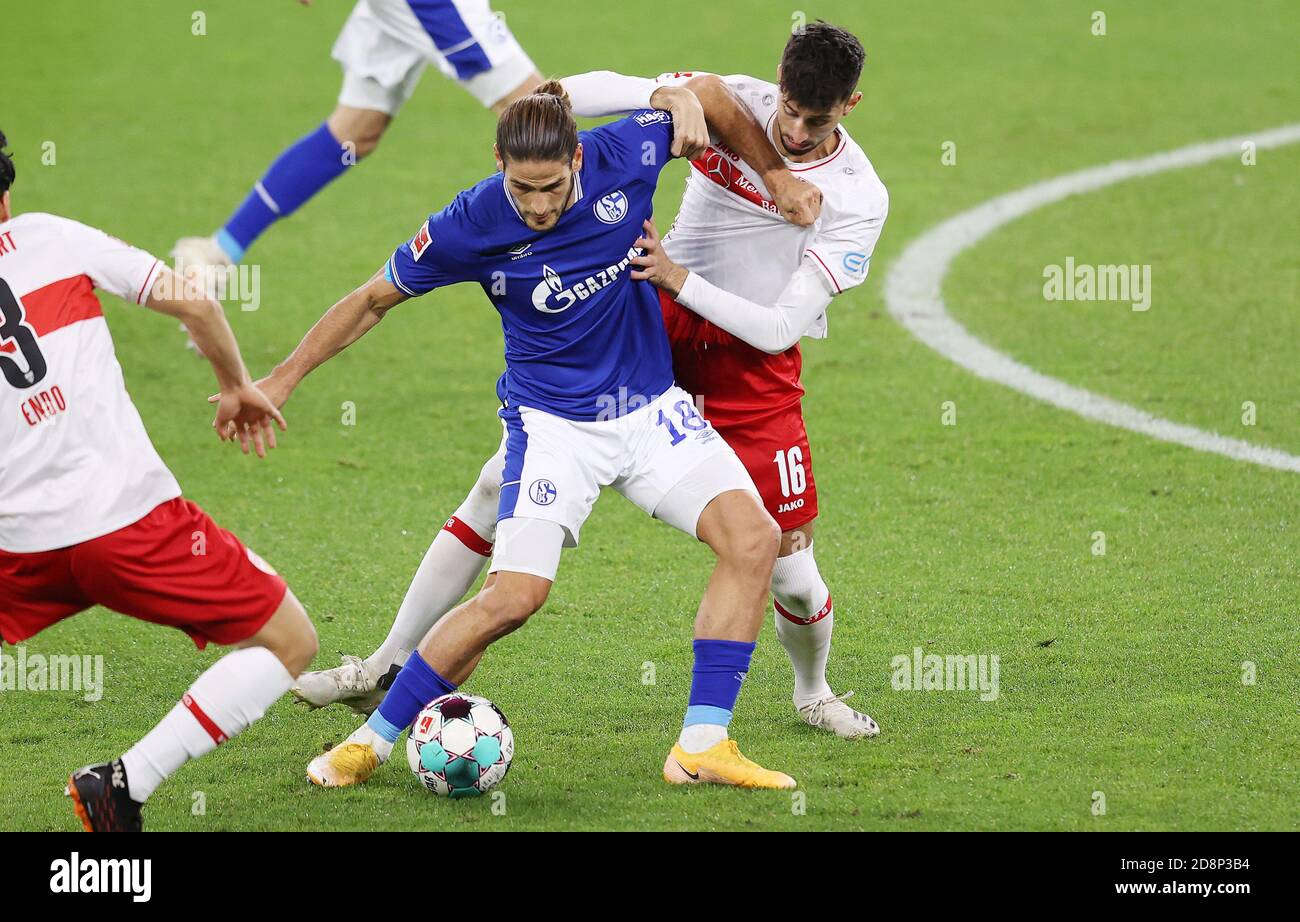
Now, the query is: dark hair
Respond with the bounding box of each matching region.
[0,130,14,196]
[495,80,579,165]
[780,21,866,111]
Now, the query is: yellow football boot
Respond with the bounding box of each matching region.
[307,742,381,788]
[663,739,797,789]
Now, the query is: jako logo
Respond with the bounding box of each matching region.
[50,852,152,903]
[594,190,628,224]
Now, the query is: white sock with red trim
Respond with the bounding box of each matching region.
[368,460,502,674]
[771,542,835,709]
[119,646,292,803]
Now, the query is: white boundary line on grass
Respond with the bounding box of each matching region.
[884,123,1300,473]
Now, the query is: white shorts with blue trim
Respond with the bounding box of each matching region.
[490,386,758,577]
[332,0,536,113]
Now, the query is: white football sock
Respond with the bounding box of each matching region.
[678,723,728,753]
[345,722,394,764]
[120,646,292,803]
[367,448,504,674]
[771,542,835,708]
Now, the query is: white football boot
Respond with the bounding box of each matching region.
[292,654,392,715]
[798,690,880,739]
[169,235,233,355]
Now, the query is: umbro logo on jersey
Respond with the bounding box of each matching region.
[508,243,533,260]
[594,190,628,225]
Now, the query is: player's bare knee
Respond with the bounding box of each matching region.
[326,106,389,160]
[267,591,319,676]
[478,579,548,636]
[724,506,781,573]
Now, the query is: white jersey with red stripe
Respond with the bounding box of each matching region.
[0,212,179,553]
[657,73,888,338]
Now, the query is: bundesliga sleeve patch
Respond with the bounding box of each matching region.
[409,220,433,260]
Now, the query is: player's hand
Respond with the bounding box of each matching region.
[210,382,288,459]
[766,172,822,227]
[631,219,690,297]
[650,87,709,160]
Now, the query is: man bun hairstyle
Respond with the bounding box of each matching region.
[496,80,579,165]
[0,130,15,196]
[780,21,866,111]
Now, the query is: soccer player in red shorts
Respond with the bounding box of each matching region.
[293,26,887,739]
[0,131,317,830]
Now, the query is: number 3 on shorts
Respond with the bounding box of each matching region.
[773,446,806,497]
[656,399,708,447]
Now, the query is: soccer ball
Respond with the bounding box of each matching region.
[406,693,514,797]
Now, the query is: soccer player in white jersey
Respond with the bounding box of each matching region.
[172,0,542,282]
[292,24,885,739]
[0,131,318,831]
[293,23,887,739]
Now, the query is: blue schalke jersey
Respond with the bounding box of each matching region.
[387,110,678,421]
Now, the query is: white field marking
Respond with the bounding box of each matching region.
[885,123,1300,473]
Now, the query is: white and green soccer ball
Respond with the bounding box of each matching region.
[407,693,514,797]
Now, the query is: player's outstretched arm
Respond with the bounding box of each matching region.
[632,219,833,354]
[680,74,822,227]
[561,71,708,160]
[144,268,286,457]
[260,267,408,407]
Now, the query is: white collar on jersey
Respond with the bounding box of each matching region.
[765,112,847,172]
[501,167,585,226]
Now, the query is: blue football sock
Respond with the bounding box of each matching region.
[366,652,457,744]
[684,638,756,728]
[220,122,351,261]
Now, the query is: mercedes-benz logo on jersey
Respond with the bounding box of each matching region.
[529,479,558,505]
[594,190,629,225]
[703,152,730,183]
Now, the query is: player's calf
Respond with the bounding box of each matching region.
[771,537,880,738]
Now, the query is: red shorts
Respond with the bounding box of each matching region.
[660,292,818,532]
[0,498,288,649]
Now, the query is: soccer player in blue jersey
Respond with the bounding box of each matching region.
[172,0,542,293]
[253,81,821,789]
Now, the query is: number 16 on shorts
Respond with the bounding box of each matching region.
[774,446,806,498]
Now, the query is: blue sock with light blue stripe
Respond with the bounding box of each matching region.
[219,122,351,262]
[366,652,457,744]
[682,639,756,744]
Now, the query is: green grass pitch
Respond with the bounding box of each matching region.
[2,0,1296,830]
